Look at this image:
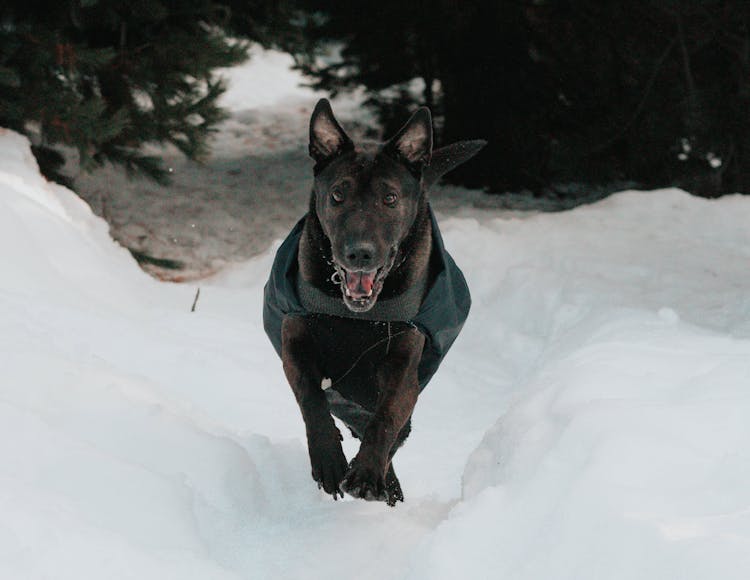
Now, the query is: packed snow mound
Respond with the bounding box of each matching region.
[2,128,750,579]
[411,190,750,580]
[0,129,165,308]
[412,193,750,579]
[415,312,750,580]
[0,130,306,579]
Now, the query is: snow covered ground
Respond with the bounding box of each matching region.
[3,125,750,579]
[3,49,750,579]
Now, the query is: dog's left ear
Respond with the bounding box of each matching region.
[384,107,433,168]
[423,140,487,190]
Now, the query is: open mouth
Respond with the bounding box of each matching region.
[333,249,397,313]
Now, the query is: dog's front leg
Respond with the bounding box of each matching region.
[340,328,424,504]
[282,316,348,498]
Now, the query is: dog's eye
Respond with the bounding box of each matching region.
[384,192,398,206]
[331,188,344,204]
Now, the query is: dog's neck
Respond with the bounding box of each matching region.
[298,193,433,301]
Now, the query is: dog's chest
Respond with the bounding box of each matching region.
[307,315,414,392]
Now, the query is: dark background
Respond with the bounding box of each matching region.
[2,0,748,197]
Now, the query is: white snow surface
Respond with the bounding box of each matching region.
[3,124,750,579]
[217,47,323,111]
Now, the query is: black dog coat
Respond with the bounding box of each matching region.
[263,207,471,391]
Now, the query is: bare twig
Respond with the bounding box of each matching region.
[191,287,200,312]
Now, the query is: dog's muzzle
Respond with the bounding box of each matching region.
[332,248,398,313]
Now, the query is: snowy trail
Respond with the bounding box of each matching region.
[3,126,750,578]
[4,50,750,579]
[71,48,610,282]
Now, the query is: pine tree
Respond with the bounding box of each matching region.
[282,0,750,196]
[282,0,548,192]
[0,0,249,185]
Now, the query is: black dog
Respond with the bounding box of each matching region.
[264,99,484,505]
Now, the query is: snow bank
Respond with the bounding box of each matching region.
[2,127,750,579]
[0,129,308,579]
[410,193,750,580]
[0,129,165,308]
[413,312,750,580]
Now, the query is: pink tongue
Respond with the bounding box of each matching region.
[346,271,375,297]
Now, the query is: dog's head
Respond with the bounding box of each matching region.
[308,98,484,313]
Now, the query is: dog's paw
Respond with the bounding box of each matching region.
[308,434,348,500]
[339,457,389,503]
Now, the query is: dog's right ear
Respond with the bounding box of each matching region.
[309,98,354,167]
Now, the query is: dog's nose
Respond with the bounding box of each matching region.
[344,241,376,269]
